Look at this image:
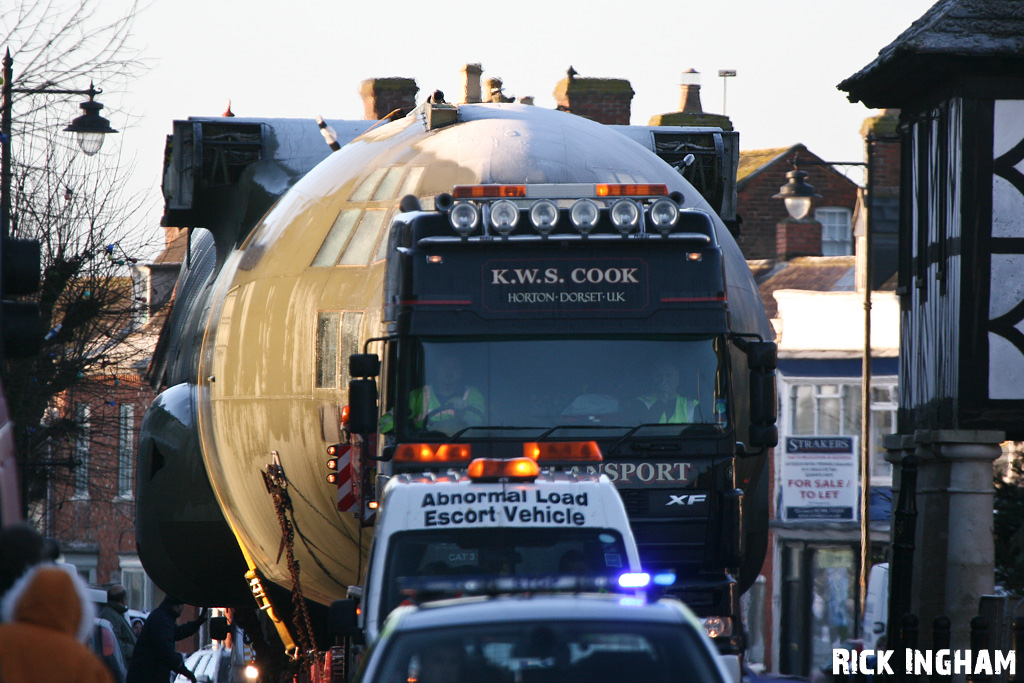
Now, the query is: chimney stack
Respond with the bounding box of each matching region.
[553,74,634,125]
[359,78,418,120]
[460,63,482,104]
[648,68,732,129]
[678,68,703,113]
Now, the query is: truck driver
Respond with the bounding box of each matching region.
[410,354,486,433]
[636,362,698,424]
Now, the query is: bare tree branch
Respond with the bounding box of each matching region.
[2,0,160,523]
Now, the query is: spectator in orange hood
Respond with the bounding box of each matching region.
[0,564,113,683]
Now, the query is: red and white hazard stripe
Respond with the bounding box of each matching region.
[333,444,356,512]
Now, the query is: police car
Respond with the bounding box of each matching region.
[356,453,642,642]
[352,587,737,683]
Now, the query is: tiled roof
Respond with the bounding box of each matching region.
[154,229,188,264]
[737,147,793,183]
[840,0,1024,107]
[752,256,856,318]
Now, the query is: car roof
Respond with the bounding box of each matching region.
[391,593,701,631]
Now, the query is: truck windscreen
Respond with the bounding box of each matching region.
[380,528,629,619]
[396,336,726,437]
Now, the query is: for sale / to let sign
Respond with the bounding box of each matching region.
[779,436,858,521]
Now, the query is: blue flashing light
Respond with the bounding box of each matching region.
[652,571,677,586]
[618,572,650,589]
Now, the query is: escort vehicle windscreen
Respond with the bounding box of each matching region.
[380,528,629,618]
[394,336,727,437]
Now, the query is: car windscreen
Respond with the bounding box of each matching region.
[380,528,629,619]
[371,619,722,683]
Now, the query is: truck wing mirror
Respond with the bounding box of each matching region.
[328,598,362,639]
[749,370,777,425]
[349,353,380,378]
[348,379,378,435]
[748,367,778,449]
[744,341,777,370]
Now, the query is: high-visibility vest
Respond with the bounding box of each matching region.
[409,386,485,428]
[638,394,697,423]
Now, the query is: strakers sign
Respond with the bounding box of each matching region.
[482,258,649,312]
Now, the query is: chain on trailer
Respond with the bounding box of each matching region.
[262,450,318,668]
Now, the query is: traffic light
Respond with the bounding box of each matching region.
[2,237,42,358]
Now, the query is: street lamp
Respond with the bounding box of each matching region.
[62,83,119,156]
[773,150,876,638]
[2,47,119,239]
[772,165,821,220]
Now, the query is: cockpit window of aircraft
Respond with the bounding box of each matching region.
[398,336,726,437]
[339,210,387,265]
[312,209,394,267]
[372,167,406,201]
[350,168,389,202]
[312,210,361,266]
[315,311,364,388]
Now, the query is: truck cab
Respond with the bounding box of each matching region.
[356,454,642,643]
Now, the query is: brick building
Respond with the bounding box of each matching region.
[736,145,860,262]
[42,229,186,613]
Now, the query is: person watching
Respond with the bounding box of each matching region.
[98,584,137,664]
[409,355,485,433]
[126,597,206,683]
[636,362,698,424]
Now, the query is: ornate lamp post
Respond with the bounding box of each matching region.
[774,150,877,635]
[0,48,118,359]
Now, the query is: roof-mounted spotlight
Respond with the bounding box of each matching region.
[570,198,599,237]
[449,202,480,237]
[489,199,519,237]
[529,200,559,237]
[610,199,640,236]
[648,198,679,237]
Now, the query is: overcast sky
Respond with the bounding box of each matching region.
[65,0,940,256]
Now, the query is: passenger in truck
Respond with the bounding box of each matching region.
[635,362,698,424]
[410,355,486,433]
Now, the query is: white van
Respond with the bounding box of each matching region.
[861,562,889,649]
[357,456,643,642]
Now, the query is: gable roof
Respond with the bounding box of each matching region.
[840,0,1024,107]
[737,147,793,184]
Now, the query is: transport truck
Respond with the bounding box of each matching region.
[139,100,777,679]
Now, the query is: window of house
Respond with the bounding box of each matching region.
[118,404,135,498]
[120,555,163,611]
[815,207,852,256]
[63,552,98,584]
[788,379,897,483]
[72,403,90,500]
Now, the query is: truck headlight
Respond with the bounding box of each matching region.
[529,200,559,235]
[489,200,519,235]
[648,198,679,234]
[570,198,599,235]
[449,202,480,235]
[702,616,733,638]
[610,199,639,234]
